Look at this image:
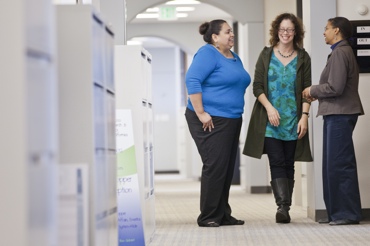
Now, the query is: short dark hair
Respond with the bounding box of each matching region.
[328,17,353,39]
[269,13,305,49]
[199,19,227,44]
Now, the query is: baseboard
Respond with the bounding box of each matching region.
[362,209,370,220]
[251,186,272,194]
[155,170,180,174]
[309,208,370,221]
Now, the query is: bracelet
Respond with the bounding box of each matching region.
[302,112,309,117]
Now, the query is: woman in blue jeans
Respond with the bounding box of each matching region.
[303,16,364,225]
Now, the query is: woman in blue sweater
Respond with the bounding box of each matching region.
[185,19,251,227]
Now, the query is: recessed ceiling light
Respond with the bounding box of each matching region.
[176,7,195,11]
[165,0,200,5]
[177,13,188,18]
[136,13,159,19]
[136,13,188,19]
[146,7,159,12]
[145,6,195,13]
[127,40,143,45]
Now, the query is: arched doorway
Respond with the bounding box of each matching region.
[127,36,191,177]
[126,2,233,179]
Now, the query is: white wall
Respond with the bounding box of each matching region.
[146,47,182,172]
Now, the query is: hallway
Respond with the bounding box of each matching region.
[150,175,370,246]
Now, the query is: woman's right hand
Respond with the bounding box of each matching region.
[266,106,280,127]
[197,112,214,132]
[257,93,280,127]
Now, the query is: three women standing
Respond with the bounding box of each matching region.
[185,14,363,227]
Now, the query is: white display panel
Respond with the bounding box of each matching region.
[107,93,117,150]
[92,17,105,86]
[58,164,89,246]
[105,29,115,91]
[148,103,155,195]
[115,45,155,245]
[25,0,55,54]
[56,5,116,246]
[0,1,58,246]
[94,85,106,150]
[26,55,56,152]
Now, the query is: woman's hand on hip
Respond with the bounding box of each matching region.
[197,112,214,132]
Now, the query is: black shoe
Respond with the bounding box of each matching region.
[276,208,291,223]
[329,219,359,226]
[221,219,245,226]
[318,218,329,224]
[198,221,220,227]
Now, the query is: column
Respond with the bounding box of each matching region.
[302,0,336,220]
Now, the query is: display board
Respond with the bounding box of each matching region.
[56,5,117,246]
[115,45,155,245]
[58,164,89,246]
[1,1,58,246]
[350,20,370,73]
[116,109,145,245]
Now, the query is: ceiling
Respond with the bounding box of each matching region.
[129,0,231,24]
[128,0,231,47]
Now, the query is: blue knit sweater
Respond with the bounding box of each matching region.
[186,44,251,118]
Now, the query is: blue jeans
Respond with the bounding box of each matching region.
[322,114,362,221]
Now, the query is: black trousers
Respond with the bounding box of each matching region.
[185,108,242,224]
[264,137,297,180]
[323,114,362,221]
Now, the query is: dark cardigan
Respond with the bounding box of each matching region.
[243,46,313,162]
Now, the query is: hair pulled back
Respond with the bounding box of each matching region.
[199,19,227,44]
[328,17,353,40]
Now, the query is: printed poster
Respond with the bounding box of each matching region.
[116,109,145,245]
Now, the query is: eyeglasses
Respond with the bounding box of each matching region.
[324,27,335,31]
[278,28,295,34]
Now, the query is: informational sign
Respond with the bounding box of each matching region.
[350,20,370,73]
[116,109,145,246]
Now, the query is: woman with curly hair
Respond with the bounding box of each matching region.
[243,13,313,223]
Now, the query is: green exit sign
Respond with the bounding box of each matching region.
[159,7,177,20]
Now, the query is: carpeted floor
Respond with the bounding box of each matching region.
[149,175,370,246]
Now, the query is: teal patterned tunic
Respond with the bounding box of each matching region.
[265,53,298,140]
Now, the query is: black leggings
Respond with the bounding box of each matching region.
[264,137,297,180]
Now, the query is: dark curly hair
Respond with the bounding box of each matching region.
[199,19,227,44]
[269,13,305,49]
